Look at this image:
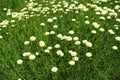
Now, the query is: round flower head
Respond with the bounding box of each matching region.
[72,56,79,61]
[53,25,58,28]
[96,12,101,15]
[51,67,58,72]
[68,50,73,54]
[47,18,53,22]
[45,32,50,36]
[85,16,89,18]
[85,42,92,47]
[44,49,50,53]
[50,31,55,35]
[17,59,23,65]
[66,36,72,41]
[61,35,67,40]
[69,60,75,65]
[75,41,81,45]
[85,21,90,24]
[68,30,75,35]
[35,52,39,56]
[108,29,115,34]
[82,40,88,44]
[91,30,97,34]
[115,36,120,41]
[30,36,36,41]
[92,22,100,28]
[24,41,30,45]
[39,40,45,47]
[56,50,64,57]
[47,46,53,50]
[73,37,79,41]
[57,34,63,39]
[52,17,57,20]
[0,35,3,39]
[112,46,118,50]
[99,28,105,32]
[100,16,105,20]
[23,52,31,57]
[86,52,92,57]
[29,54,36,60]
[54,44,60,48]
[70,51,77,56]
[17,78,22,80]
[71,19,76,22]
[40,22,45,26]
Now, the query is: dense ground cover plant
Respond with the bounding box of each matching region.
[0,0,120,80]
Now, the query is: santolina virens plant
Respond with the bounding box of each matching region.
[0,0,120,79]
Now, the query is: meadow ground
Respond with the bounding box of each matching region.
[0,0,120,80]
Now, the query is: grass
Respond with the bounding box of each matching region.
[0,0,120,80]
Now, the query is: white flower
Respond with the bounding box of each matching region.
[17,78,22,80]
[114,25,119,29]
[68,30,75,35]
[86,42,92,47]
[85,16,89,18]
[99,28,105,32]
[39,41,45,47]
[71,19,76,22]
[70,51,77,56]
[17,59,23,65]
[100,16,105,20]
[116,18,120,22]
[96,12,100,15]
[92,22,100,28]
[44,49,50,53]
[54,44,60,48]
[52,17,57,20]
[101,0,107,2]
[85,21,90,24]
[50,31,55,34]
[72,56,79,61]
[0,35,3,39]
[51,67,58,72]
[66,36,72,41]
[86,52,92,57]
[57,34,62,39]
[29,54,36,60]
[69,60,75,65]
[53,25,58,28]
[115,36,120,41]
[24,41,30,45]
[112,46,118,50]
[47,18,53,22]
[73,37,79,41]
[114,5,120,9]
[61,35,67,40]
[82,40,88,44]
[11,20,15,23]
[30,36,36,41]
[109,12,117,18]
[56,50,64,57]
[68,50,73,54]
[3,8,7,11]
[107,16,111,19]
[40,22,45,26]
[75,41,81,45]
[23,52,31,57]
[47,46,53,50]
[35,52,39,56]
[45,32,50,36]
[108,29,115,34]
[91,30,97,34]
